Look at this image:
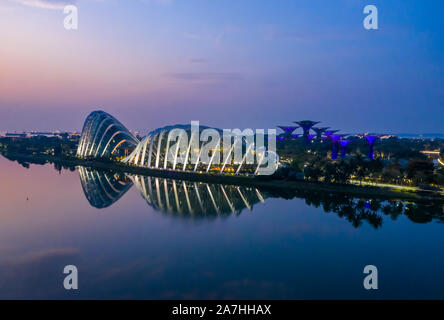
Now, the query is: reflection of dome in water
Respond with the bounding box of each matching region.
[78,167,133,208]
[78,167,266,216]
[131,175,266,217]
[77,111,139,158]
[76,168,444,226]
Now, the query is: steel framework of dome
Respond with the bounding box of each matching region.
[122,124,278,175]
[77,111,139,158]
[77,111,278,176]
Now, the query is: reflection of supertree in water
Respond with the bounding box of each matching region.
[263,187,444,229]
[403,202,444,224]
[302,192,383,228]
[77,168,444,226]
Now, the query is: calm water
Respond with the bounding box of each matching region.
[0,155,443,299]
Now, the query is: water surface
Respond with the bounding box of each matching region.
[0,156,443,299]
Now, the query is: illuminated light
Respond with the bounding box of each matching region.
[111,139,127,154]
[365,135,379,159]
[339,140,351,159]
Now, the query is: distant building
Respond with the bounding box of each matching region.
[5,133,27,138]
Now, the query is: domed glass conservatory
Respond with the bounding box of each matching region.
[77,111,278,176]
[77,111,139,158]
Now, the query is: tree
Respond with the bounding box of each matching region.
[406,160,435,185]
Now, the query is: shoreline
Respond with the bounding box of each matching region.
[2,152,443,202]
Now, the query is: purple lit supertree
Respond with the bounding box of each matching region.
[277,126,299,140]
[365,135,379,159]
[277,126,298,135]
[329,134,348,160]
[312,127,330,140]
[294,120,320,138]
[324,129,340,137]
[306,134,315,146]
[339,140,351,159]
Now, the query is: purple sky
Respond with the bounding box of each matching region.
[0,0,442,135]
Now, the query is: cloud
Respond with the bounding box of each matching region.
[9,0,77,10]
[166,72,242,82]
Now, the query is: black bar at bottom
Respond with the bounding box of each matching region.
[1,300,443,319]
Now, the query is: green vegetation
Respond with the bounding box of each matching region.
[275,136,444,188]
[1,134,443,193]
[0,136,78,158]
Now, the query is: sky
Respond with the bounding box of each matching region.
[0,0,442,134]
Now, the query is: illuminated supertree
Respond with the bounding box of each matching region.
[365,135,379,159]
[339,140,351,159]
[330,134,348,160]
[277,126,299,140]
[324,129,340,137]
[294,120,320,138]
[312,127,330,140]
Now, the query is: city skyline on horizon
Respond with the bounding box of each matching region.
[0,0,442,133]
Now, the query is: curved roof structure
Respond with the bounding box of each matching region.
[76,111,278,176]
[77,111,139,158]
[122,124,277,175]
